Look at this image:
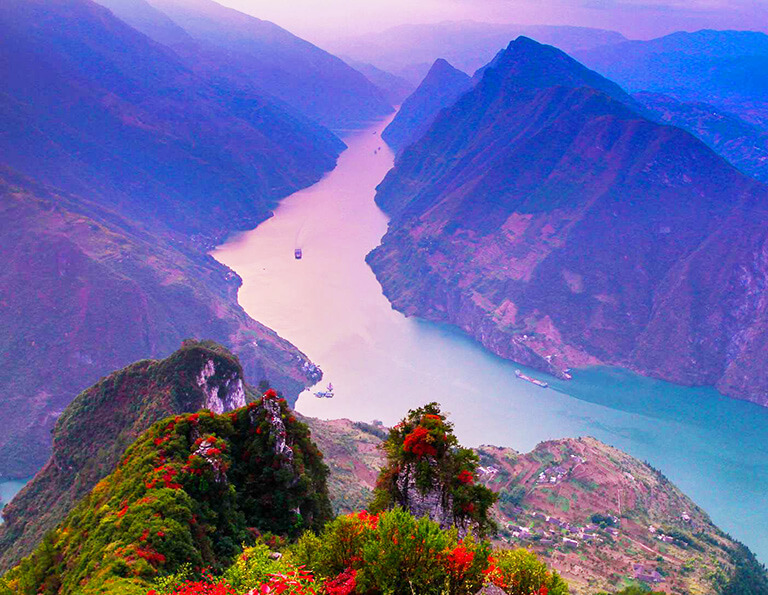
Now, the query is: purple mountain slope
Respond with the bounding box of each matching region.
[368,37,768,407]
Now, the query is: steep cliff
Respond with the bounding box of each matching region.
[369,37,768,407]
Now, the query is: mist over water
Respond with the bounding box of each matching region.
[213,117,768,562]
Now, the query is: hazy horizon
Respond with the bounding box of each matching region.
[216,0,768,43]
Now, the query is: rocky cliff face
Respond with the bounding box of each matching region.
[0,340,302,570]
[369,36,768,407]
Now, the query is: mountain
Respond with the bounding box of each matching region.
[368,36,768,408]
[636,92,768,184]
[0,169,321,482]
[0,340,269,570]
[576,30,768,109]
[1,0,344,240]
[98,0,394,130]
[302,418,767,594]
[2,391,331,593]
[344,60,415,106]
[2,337,764,594]
[0,0,338,482]
[381,59,472,153]
[324,21,627,81]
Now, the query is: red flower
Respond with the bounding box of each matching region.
[457,470,474,485]
[402,426,438,458]
[445,543,474,578]
[325,567,356,595]
[136,547,166,566]
[355,510,379,529]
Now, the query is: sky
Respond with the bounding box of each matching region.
[218,0,768,42]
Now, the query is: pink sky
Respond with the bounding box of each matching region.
[217,0,768,41]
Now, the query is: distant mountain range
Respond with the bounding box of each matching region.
[576,30,768,107]
[324,21,627,83]
[369,36,768,408]
[381,59,472,153]
[637,92,768,184]
[96,0,394,129]
[343,60,415,106]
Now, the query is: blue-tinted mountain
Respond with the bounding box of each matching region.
[368,37,768,408]
[637,91,768,184]
[110,0,393,129]
[576,30,768,107]
[0,166,320,482]
[0,0,335,480]
[381,59,472,153]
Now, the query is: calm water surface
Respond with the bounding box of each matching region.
[213,117,768,562]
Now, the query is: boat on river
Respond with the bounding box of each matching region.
[314,382,334,398]
[515,370,549,388]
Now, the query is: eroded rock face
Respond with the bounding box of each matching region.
[396,462,455,530]
[251,392,295,467]
[197,358,247,414]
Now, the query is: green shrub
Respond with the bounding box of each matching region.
[485,548,569,595]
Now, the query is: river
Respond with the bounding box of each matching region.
[212,116,768,562]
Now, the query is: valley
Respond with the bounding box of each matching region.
[212,118,768,565]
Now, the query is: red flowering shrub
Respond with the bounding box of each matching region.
[445,542,475,579]
[457,470,474,485]
[136,546,166,566]
[324,568,356,595]
[148,579,237,595]
[403,426,438,458]
[483,549,568,595]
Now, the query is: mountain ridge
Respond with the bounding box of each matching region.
[368,36,768,407]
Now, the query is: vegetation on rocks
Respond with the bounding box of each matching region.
[1,391,331,595]
[370,403,497,536]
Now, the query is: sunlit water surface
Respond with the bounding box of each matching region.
[213,117,768,562]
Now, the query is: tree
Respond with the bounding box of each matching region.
[370,403,497,536]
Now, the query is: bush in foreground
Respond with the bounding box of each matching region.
[148,508,567,595]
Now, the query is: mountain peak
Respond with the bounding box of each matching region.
[382,58,471,152]
[480,34,633,105]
